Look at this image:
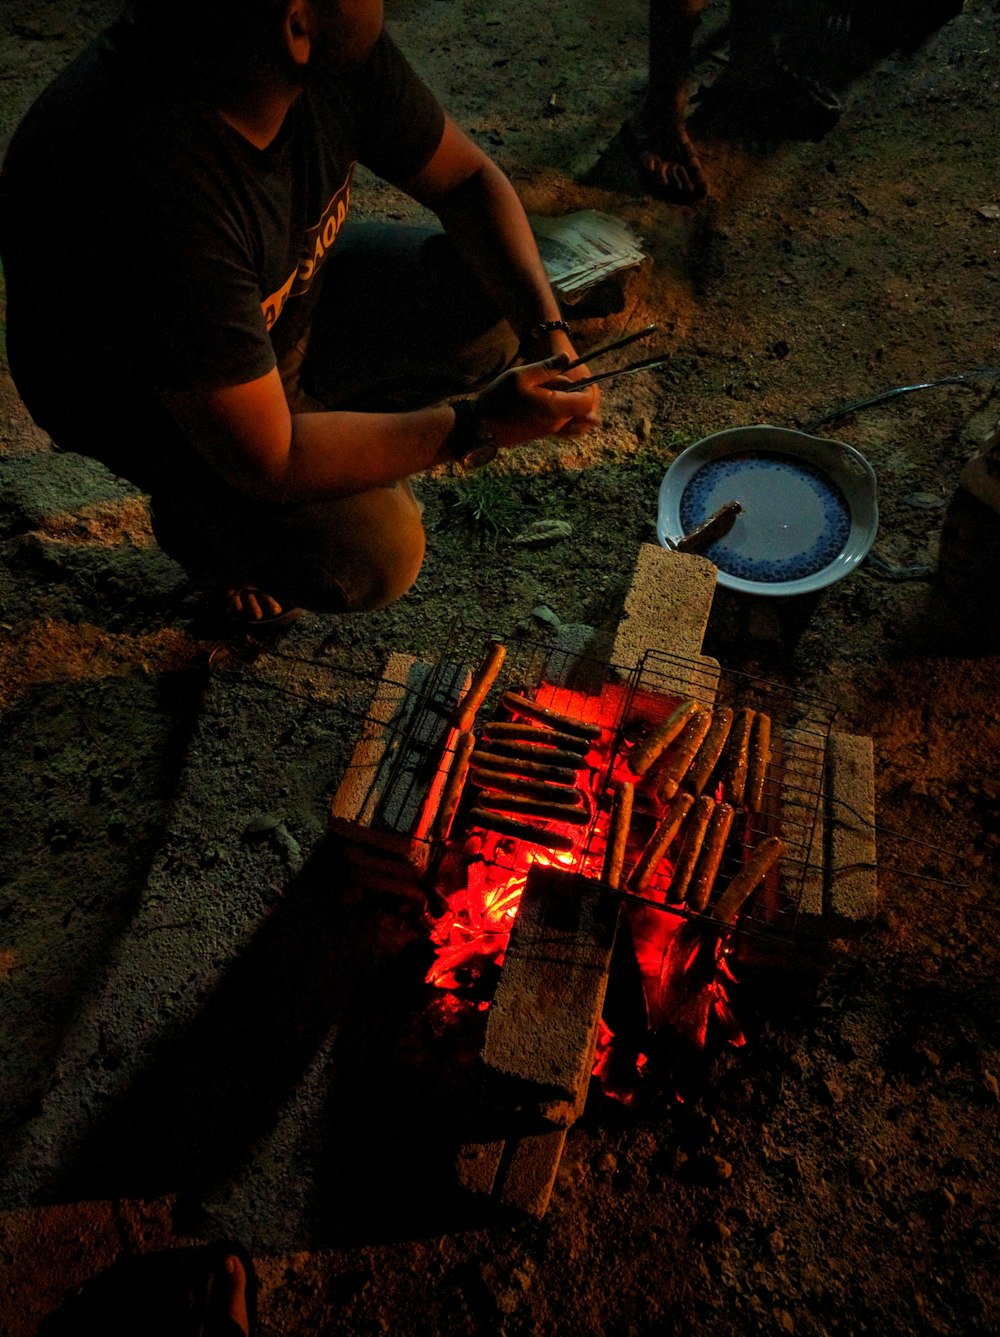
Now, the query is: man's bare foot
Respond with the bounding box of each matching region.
[221,1254,251,1337]
[626,114,709,204]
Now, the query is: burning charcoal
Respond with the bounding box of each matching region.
[478,791,589,825]
[686,801,736,912]
[468,766,582,801]
[712,835,785,924]
[432,730,476,841]
[601,780,634,890]
[482,722,591,755]
[475,739,587,770]
[686,706,734,798]
[720,707,755,806]
[452,641,507,733]
[467,807,577,852]
[656,707,714,801]
[668,795,715,903]
[629,697,699,777]
[629,791,695,894]
[499,692,601,743]
[745,711,772,810]
[471,749,579,783]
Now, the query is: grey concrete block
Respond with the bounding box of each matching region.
[611,544,718,672]
[482,867,618,1110]
[826,732,878,921]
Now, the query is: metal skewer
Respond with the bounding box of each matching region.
[562,322,658,372]
[561,351,670,391]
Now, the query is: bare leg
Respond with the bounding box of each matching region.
[630,0,710,203]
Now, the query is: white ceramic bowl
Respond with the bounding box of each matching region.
[657,425,879,597]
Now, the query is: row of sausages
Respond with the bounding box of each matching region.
[435,639,600,849]
[602,781,784,923]
[632,697,773,811]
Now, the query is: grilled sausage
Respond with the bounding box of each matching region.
[667,795,715,903]
[468,808,577,852]
[630,698,700,777]
[629,791,695,894]
[478,791,589,825]
[469,767,583,801]
[712,835,786,924]
[500,692,601,742]
[471,749,579,783]
[657,707,714,800]
[601,781,634,890]
[452,641,506,733]
[474,738,586,770]
[745,711,772,810]
[722,707,755,806]
[482,722,591,755]
[433,730,476,841]
[686,801,736,912]
[686,706,735,798]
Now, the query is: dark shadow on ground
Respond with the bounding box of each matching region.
[52,836,504,1248]
[0,671,207,1143]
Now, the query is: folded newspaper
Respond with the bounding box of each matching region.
[529,210,647,300]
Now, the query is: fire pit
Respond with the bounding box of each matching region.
[328,606,845,1215]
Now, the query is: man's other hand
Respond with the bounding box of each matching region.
[475,353,601,450]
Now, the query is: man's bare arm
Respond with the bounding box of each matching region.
[402,117,601,432]
[160,355,586,505]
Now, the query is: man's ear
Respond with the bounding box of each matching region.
[282,0,313,67]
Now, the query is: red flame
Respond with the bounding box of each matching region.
[424,683,749,1075]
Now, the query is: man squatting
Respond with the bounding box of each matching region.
[0,0,601,627]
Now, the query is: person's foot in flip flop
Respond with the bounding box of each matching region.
[627,112,709,204]
[226,587,303,633]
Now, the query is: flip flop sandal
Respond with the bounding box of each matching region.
[38,1239,258,1337]
[225,587,303,635]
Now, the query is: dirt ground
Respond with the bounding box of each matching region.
[2,1,1000,1334]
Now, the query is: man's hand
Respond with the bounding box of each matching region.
[474,352,601,450]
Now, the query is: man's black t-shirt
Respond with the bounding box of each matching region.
[0,18,445,489]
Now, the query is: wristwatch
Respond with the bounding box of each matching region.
[448,398,499,468]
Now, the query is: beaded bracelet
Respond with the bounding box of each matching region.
[526,318,571,342]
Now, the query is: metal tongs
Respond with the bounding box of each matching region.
[550,323,669,391]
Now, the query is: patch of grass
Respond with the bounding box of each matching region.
[450,469,523,541]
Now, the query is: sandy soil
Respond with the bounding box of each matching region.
[2,1,1000,1334]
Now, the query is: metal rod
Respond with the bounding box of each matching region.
[560,352,670,391]
[563,323,658,372]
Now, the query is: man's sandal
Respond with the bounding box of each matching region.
[225,587,303,634]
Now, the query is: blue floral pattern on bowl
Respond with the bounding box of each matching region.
[679,453,852,583]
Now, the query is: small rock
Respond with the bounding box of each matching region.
[774,1307,795,1333]
[937,1187,956,1211]
[821,1076,845,1105]
[853,1156,878,1183]
[512,518,572,546]
[903,492,946,509]
[244,812,283,840]
[982,1071,999,1104]
[768,1228,786,1255]
[977,204,1000,220]
[636,415,652,441]
[709,1155,733,1182]
[530,604,562,630]
[595,1151,618,1175]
